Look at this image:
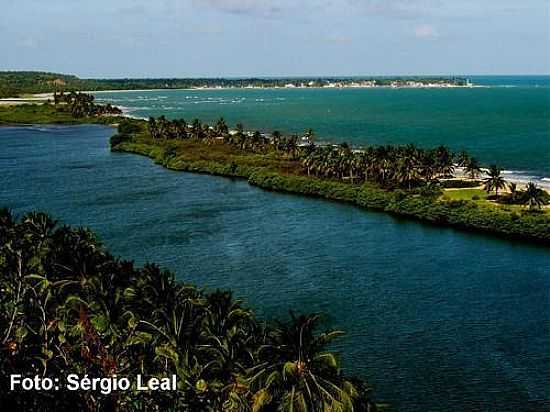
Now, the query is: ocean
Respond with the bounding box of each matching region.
[95,75,550,186]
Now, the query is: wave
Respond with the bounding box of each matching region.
[124,113,148,121]
[501,170,550,189]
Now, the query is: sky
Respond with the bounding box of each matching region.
[1,0,549,78]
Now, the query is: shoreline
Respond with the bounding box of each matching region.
[0,110,547,244]
[2,84,481,103]
[3,114,548,191]
[453,167,550,191]
[90,85,480,94]
[111,140,549,245]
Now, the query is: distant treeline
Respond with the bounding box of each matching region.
[0,71,470,98]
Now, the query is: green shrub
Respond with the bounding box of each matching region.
[117,119,143,134]
[441,179,482,189]
[109,133,129,147]
[393,190,407,202]
[416,185,443,198]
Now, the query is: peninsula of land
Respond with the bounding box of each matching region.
[1,94,548,244]
[0,71,473,99]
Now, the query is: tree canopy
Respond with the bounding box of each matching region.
[0,210,379,411]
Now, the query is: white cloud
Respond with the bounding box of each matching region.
[195,0,285,17]
[414,24,438,38]
[342,0,442,19]
[18,37,38,48]
[325,34,353,44]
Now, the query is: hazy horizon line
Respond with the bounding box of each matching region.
[2,70,550,80]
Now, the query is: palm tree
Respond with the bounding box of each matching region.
[302,151,317,176]
[464,158,482,180]
[148,117,159,139]
[284,135,299,159]
[420,151,437,182]
[271,131,282,152]
[396,156,421,189]
[247,314,361,412]
[455,150,471,167]
[434,145,454,178]
[0,210,378,412]
[157,115,169,139]
[483,165,507,198]
[524,182,547,210]
[251,131,263,152]
[191,119,202,140]
[215,118,228,136]
[304,128,315,144]
[508,182,518,203]
[173,118,188,139]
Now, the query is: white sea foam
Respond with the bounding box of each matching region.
[116,105,131,113]
[499,170,550,189]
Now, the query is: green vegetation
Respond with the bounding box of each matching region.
[443,189,488,201]
[53,91,122,118]
[483,165,507,198]
[439,179,482,189]
[0,72,87,98]
[0,94,124,125]
[524,182,548,210]
[1,100,547,243]
[462,157,483,180]
[0,104,84,125]
[0,210,384,411]
[111,116,550,244]
[0,71,470,98]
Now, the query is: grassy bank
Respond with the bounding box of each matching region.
[112,131,550,244]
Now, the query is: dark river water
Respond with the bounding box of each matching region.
[1,125,549,411]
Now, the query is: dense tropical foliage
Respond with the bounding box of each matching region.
[111,117,550,243]
[0,210,381,411]
[145,116,460,190]
[140,116,550,208]
[53,91,122,118]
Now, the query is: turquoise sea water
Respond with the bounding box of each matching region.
[1,125,549,411]
[95,76,550,184]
